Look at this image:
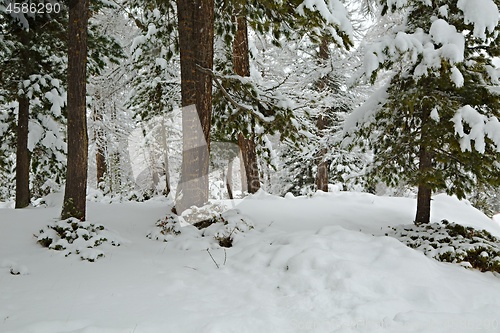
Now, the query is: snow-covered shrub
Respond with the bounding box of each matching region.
[147,208,254,248]
[37,218,120,262]
[180,202,228,225]
[194,210,254,248]
[146,213,182,242]
[387,221,500,273]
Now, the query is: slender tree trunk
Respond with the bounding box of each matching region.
[415,108,432,224]
[175,0,214,213]
[226,158,234,199]
[161,117,171,196]
[315,115,329,192]
[96,149,106,189]
[233,12,260,194]
[15,97,30,208]
[315,36,330,192]
[94,105,106,189]
[62,0,89,221]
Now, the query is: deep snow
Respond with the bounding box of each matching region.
[1,191,500,333]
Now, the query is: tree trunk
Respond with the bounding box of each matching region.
[175,0,214,213]
[94,106,106,190]
[415,108,432,224]
[161,117,171,196]
[314,36,330,192]
[315,115,329,192]
[96,149,106,189]
[61,0,89,221]
[238,132,260,193]
[226,158,234,199]
[15,97,30,208]
[415,144,432,224]
[233,12,260,194]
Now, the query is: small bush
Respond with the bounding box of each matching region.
[37,218,120,262]
[147,214,182,241]
[387,221,500,273]
[147,208,254,248]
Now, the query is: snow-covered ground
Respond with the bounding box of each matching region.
[1,191,500,333]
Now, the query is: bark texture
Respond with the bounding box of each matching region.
[61,0,89,221]
[233,12,260,194]
[314,37,330,192]
[94,106,106,189]
[15,97,30,208]
[315,115,329,192]
[415,107,432,224]
[175,0,214,213]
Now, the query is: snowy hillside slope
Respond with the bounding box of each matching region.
[1,191,500,333]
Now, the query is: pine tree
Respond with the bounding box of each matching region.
[0,0,68,207]
[347,0,500,224]
[174,0,215,213]
[61,0,90,220]
[210,0,354,196]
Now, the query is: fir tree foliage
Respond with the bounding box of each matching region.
[0,0,125,202]
[212,0,355,167]
[345,0,500,222]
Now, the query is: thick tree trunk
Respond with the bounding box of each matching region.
[62,0,89,221]
[233,12,260,194]
[175,0,214,213]
[314,36,330,192]
[415,108,433,224]
[15,97,30,208]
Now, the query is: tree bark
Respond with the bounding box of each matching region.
[15,97,30,208]
[61,0,89,221]
[96,149,106,188]
[161,117,171,196]
[238,132,260,193]
[415,107,432,224]
[233,12,260,194]
[175,0,214,213]
[226,158,234,199]
[93,105,106,189]
[314,37,330,192]
[315,115,329,192]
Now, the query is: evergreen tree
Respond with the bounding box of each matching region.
[61,0,90,220]
[174,0,215,213]
[346,0,500,224]
[0,0,68,207]
[210,0,354,196]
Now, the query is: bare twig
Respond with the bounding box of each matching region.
[206,248,220,269]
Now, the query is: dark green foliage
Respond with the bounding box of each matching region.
[388,221,500,273]
[349,0,500,219]
[37,218,120,261]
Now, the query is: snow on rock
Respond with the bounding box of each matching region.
[457,0,499,40]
